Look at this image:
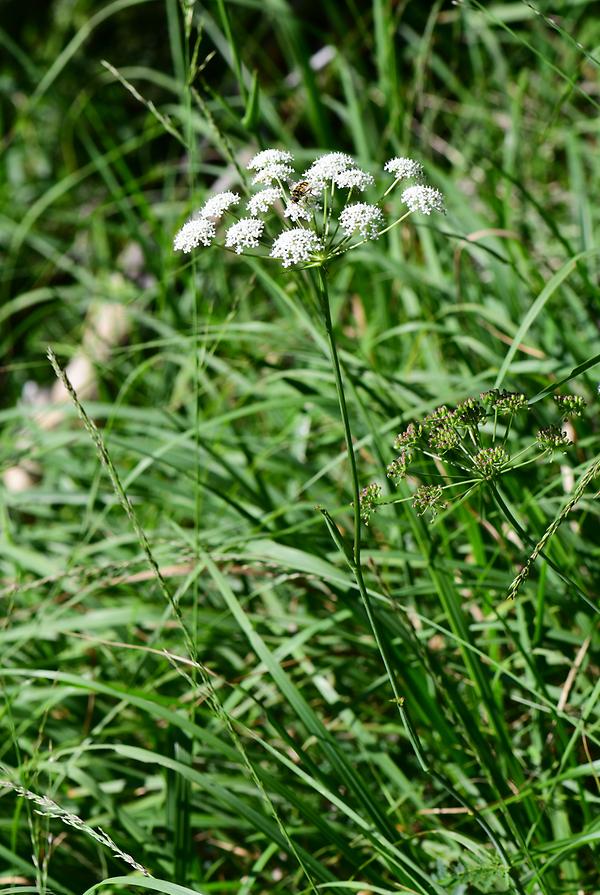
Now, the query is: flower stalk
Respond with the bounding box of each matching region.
[313,266,429,772]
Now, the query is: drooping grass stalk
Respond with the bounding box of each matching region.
[488,480,596,610]
[0,779,149,876]
[506,452,600,599]
[47,348,321,892]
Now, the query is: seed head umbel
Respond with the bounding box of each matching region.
[481,389,528,414]
[554,394,586,417]
[537,426,572,455]
[387,451,411,482]
[393,423,421,451]
[358,482,382,524]
[412,484,446,519]
[453,397,486,428]
[473,446,509,479]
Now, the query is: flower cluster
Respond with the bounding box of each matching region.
[536,426,572,454]
[553,394,586,418]
[481,389,528,415]
[358,482,382,524]
[225,218,264,253]
[473,446,509,479]
[271,229,323,267]
[358,389,587,524]
[174,148,445,268]
[412,484,446,519]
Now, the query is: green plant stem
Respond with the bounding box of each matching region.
[313,267,428,772]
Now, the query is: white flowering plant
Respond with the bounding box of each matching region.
[173,148,446,760]
[174,150,444,266]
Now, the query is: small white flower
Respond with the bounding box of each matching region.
[271,228,323,267]
[339,202,383,239]
[401,185,445,215]
[225,218,264,253]
[173,216,216,253]
[247,187,283,216]
[304,152,356,187]
[284,202,312,222]
[333,169,375,191]
[384,157,424,180]
[247,149,294,171]
[252,163,294,185]
[200,191,240,219]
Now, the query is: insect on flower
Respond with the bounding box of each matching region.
[290,180,311,203]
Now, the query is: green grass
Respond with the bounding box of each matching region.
[1,2,599,893]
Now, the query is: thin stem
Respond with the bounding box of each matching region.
[313,267,428,771]
[316,268,361,566]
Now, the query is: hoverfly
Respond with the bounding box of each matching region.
[290,180,311,203]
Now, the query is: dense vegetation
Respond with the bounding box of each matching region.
[1,2,599,893]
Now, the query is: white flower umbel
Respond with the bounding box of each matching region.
[271,228,323,268]
[304,152,356,188]
[174,216,216,253]
[339,203,384,239]
[225,218,264,254]
[173,149,445,264]
[333,169,375,191]
[201,191,240,220]
[247,149,294,171]
[384,157,424,180]
[284,201,312,222]
[247,187,283,216]
[252,163,294,185]
[401,185,445,215]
